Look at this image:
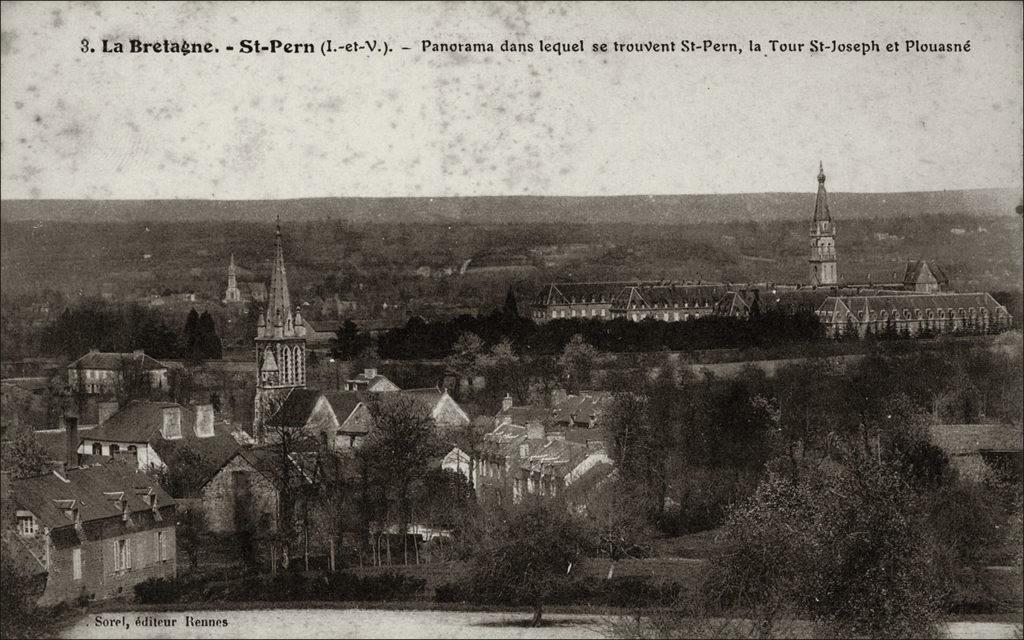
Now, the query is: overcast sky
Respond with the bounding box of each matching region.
[1,1,1021,200]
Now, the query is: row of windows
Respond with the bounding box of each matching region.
[89,442,138,457]
[826,306,993,322]
[114,531,169,573]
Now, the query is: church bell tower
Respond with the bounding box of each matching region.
[808,161,838,286]
[253,219,306,440]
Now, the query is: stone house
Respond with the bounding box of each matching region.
[197,448,294,534]
[76,400,240,472]
[5,462,177,605]
[65,350,169,396]
[344,368,400,393]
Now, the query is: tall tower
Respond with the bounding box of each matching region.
[808,161,838,286]
[223,254,242,303]
[253,220,306,440]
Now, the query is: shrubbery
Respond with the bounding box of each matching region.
[434,575,684,608]
[134,571,426,604]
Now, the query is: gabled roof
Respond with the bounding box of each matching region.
[265,389,326,428]
[817,292,1010,322]
[86,401,190,443]
[149,427,241,491]
[551,392,613,425]
[16,426,96,463]
[66,351,168,371]
[323,391,372,435]
[11,462,174,531]
[903,260,949,287]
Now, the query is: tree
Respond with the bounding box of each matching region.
[182,308,201,364]
[177,505,209,573]
[603,392,666,520]
[114,355,154,405]
[2,435,50,479]
[480,337,531,403]
[197,311,223,360]
[167,366,199,406]
[331,319,368,360]
[557,333,600,394]
[464,496,590,626]
[444,332,485,394]
[700,458,949,639]
[362,395,441,562]
[155,447,212,498]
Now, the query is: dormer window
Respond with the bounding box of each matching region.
[16,512,37,536]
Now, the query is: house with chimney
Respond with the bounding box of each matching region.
[65,350,169,396]
[345,368,400,393]
[3,462,177,605]
[75,401,240,472]
[476,418,611,507]
[495,391,612,430]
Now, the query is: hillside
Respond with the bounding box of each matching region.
[0,189,1020,224]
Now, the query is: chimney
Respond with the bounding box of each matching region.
[97,401,118,426]
[161,406,182,439]
[65,415,79,470]
[194,404,215,438]
[502,393,514,412]
[526,421,546,440]
[364,368,377,379]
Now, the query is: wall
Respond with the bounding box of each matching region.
[201,455,279,534]
[37,507,176,606]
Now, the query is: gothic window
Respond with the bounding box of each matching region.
[957,308,965,318]
[903,309,911,320]
[295,346,303,383]
[927,310,934,319]
[880,311,888,321]
[938,309,946,319]
[915,310,922,320]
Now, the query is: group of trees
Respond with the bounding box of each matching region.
[596,340,1023,637]
[36,299,223,362]
[359,307,826,361]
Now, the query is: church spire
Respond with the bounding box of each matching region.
[813,161,831,222]
[266,216,292,327]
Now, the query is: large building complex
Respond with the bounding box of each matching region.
[531,163,1012,336]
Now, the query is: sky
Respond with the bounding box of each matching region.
[1,1,1021,200]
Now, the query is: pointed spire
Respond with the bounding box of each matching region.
[813,161,831,222]
[228,253,236,277]
[266,217,292,328]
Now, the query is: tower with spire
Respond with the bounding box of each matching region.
[223,254,242,303]
[808,162,838,286]
[253,219,306,440]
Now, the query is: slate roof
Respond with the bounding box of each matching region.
[149,427,241,486]
[817,292,1011,324]
[11,462,175,531]
[929,424,1024,456]
[550,392,612,426]
[0,377,50,393]
[322,391,372,436]
[265,389,324,428]
[903,260,949,288]
[66,351,168,371]
[533,282,641,306]
[86,401,190,443]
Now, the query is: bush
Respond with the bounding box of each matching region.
[134,578,183,604]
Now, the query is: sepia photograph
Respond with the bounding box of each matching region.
[1,1,1022,638]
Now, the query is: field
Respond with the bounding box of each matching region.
[1,213,1020,316]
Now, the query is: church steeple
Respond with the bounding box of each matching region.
[813,161,831,222]
[223,253,241,303]
[808,162,838,286]
[266,217,292,329]
[253,219,306,440]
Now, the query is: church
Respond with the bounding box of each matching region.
[247,221,469,446]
